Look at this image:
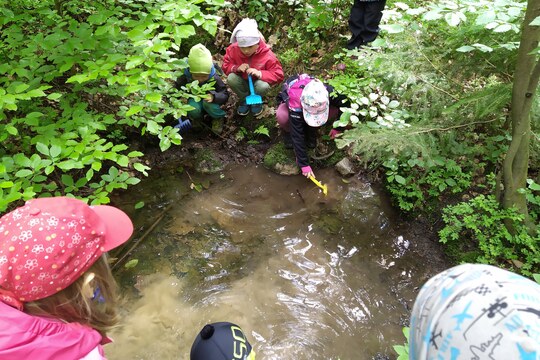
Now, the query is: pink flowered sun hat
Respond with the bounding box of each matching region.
[300,79,329,127]
[0,197,133,310]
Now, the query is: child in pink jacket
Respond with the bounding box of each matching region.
[0,197,134,360]
[222,18,284,117]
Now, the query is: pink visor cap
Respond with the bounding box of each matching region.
[0,197,133,309]
[300,79,329,127]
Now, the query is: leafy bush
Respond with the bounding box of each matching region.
[383,155,472,212]
[0,0,223,210]
[439,194,540,275]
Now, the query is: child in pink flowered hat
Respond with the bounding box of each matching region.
[0,196,134,360]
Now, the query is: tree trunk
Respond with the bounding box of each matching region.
[501,0,540,231]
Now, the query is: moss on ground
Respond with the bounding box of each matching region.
[263,142,296,169]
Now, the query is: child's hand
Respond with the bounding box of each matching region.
[301,166,315,179]
[237,63,249,72]
[246,68,262,78]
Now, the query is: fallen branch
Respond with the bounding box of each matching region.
[111,203,174,270]
[410,118,499,135]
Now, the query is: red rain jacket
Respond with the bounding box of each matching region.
[222,39,284,86]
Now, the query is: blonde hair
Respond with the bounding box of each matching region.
[24,254,120,336]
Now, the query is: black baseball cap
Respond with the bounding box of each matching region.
[190,322,256,360]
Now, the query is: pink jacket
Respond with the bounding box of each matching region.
[222,39,284,85]
[0,301,106,360]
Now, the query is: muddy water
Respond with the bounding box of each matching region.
[106,165,448,360]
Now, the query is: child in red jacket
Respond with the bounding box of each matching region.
[222,18,284,117]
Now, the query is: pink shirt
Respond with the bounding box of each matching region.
[0,301,106,360]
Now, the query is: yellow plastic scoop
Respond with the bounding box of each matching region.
[308,176,328,196]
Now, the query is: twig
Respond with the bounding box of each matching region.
[311,150,335,160]
[198,119,227,139]
[414,35,461,87]
[296,189,305,204]
[410,118,499,135]
[111,203,173,270]
[416,77,459,100]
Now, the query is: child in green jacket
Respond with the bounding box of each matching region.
[175,44,229,134]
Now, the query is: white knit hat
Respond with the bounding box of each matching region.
[230,18,260,47]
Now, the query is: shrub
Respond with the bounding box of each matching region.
[439,194,540,276]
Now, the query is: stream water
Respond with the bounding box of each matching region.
[105,164,448,360]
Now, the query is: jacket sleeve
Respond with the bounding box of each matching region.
[260,52,284,85]
[80,346,106,360]
[290,110,310,168]
[210,74,229,105]
[221,45,239,75]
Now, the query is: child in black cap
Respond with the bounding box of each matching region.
[190,322,255,360]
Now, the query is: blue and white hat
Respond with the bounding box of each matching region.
[409,263,540,360]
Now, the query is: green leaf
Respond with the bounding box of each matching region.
[66,74,89,84]
[124,259,139,269]
[493,24,512,33]
[57,160,84,170]
[126,56,145,69]
[87,12,109,25]
[36,143,49,156]
[379,24,404,34]
[135,201,145,209]
[145,93,162,103]
[146,120,160,133]
[456,45,475,52]
[445,12,462,27]
[395,175,406,184]
[533,274,540,284]
[423,10,443,21]
[61,174,74,186]
[92,162,102,171]
[26,89,47,98]
[47,93,62,100]
[50,144,62,158]
[15,169,33,177]
[59,61,74,73]
[473,43,493,52]
[15,83,30,93]
[125,177,141,185]
[6,125,18,135]
[0,181,14,188]
[126,105,144,116]
[133,162,150,176]
[174,25,196,40]
[116,155,129,167]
